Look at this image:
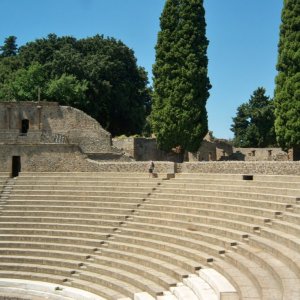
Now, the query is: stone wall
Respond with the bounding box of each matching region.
[232,147,288,161]
[0,102,112,153]
[179,162,300,175]
[0,144,174,174]
[113,137,181,162]
[1,144,299,175]
[188,140,216,161]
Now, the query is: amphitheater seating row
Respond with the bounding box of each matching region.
[0,171,299,300]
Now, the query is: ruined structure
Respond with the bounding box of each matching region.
[0,101,131,175]
[114,132,289,162]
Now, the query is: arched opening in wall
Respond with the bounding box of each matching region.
[20,119,29,135]
[12,156,21,177]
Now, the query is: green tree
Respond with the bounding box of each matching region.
[274,0,300,150]
[1,63,46,101]
[231,87,276,147]
[151,0,211,153]
[46,74,88,107]
[0,34,150,136]
[0,36,18,57]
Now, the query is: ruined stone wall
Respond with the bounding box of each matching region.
[113,137,181,162]
[0,102,112,153]
[188,140,216,161]
[0,144,174,173]
[113,137,135,158]
[180,161,300,175]
[1,143,299,175]
[43,105,111,153]
[232,148,288,161]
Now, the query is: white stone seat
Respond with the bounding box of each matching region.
[198,268,239,300]
[134,292,156,300]
[170,283,199,300]
[157,291,178,300]
[183,274,218,300]
[0,278,106,300]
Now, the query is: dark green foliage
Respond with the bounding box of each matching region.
[151,0,211,152]
[0,34,149,136]
[231,87,277,147]
[0,36,18,57]
[274,0,300,150]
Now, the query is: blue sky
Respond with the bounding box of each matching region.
[0,0,283,139]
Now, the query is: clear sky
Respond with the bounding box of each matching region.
[0,0,283,139]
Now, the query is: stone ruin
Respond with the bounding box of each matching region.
[0,101,132,175]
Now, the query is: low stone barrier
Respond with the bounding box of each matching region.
[179,161,300,175]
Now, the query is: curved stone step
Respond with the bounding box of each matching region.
[141,201,280,219]
[114,227,225,258]
[0,278,106,300]
[0,217,121,227]
[152,189,296,203]
[101,239,200,274]
[223,250,281,300]
[123,222,235,250]
[236,243,300,299]
[211,259,261,300]
[147,195,292,212]
[160,184,300,197]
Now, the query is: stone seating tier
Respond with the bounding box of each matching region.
[0,172,300,299]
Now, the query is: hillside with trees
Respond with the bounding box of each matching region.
[0,34,150,136]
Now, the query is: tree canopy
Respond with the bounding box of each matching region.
[150,0,211,153]
[0,36,18,57]
[0,34,150,136]
[231,87,276,147]
[274,0,300,150]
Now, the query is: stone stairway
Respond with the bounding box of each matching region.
[0,171,299,299]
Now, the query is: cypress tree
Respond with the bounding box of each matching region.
[274,0,300,150]
[151,0,211,153]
